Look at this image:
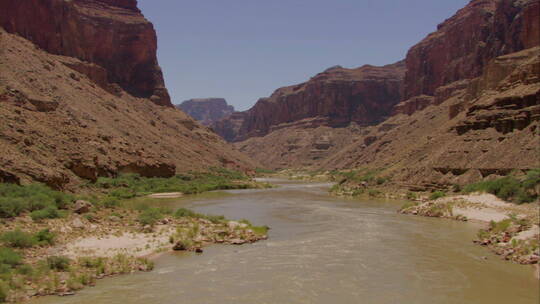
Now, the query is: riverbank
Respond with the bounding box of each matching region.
[316,168,540,277]
[0,169,270,303]
[399,193,539,274]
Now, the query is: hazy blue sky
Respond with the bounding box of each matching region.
[138,0,469,111]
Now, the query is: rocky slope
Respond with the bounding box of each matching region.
[0,0,257,189]
[213,62,405,142]
[177,98,234,126]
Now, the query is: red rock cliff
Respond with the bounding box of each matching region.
[0,0,171,106]
[213,62,405,142]
[402,0,539,103]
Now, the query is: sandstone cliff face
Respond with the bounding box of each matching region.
[0,0,171,106]
[213,62,405,142]
[0,1,257,189]
[232,0,539,185]
[322,46,540,189]
[401,0,539,114]
[177,98,234,126]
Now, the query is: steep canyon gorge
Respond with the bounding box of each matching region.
[213,0,539,190]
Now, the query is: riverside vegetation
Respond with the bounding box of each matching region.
[0,168,270,303]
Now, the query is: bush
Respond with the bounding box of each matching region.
[93,169,251,199]
[0,198,27,218]
[0,183,74,219]
[376,177,388,185]
[30,206,62,222]
[399,201,419,211]
[174,208,198,218]
[46,256,71,271]
[429,191,446,200]
[101,197,121,209]
[0,248,21,268]
[406,192,418,200]
[0,279,8,303]
[138,208,163,226]
[205,214,226,224]
[463,170,539,203]
[15,264,33,276]
[0,230,36,248]
[34,229,55,246]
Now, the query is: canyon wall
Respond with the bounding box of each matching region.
[213,62,405,142]
[400,0,539,113]
[0,0,257,189]
[320,0,540,189]
[0,0,171,106]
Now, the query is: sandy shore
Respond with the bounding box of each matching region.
[441,194,538,223]
[60,225,176,259]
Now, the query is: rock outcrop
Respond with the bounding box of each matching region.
[213,62,405,142]
[321,45,539,189]
[0,0,171,106]
[177,98,234,126]
[401,0,539,112]
[0,1,257,189]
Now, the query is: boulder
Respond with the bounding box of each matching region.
[73,200,92,214]
[71,218,85,229]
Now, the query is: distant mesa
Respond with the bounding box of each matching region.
[177,98,235,126]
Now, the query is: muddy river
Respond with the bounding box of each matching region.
[33,179,539,304]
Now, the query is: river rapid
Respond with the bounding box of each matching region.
[33,179,539,304]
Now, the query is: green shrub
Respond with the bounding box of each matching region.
[251,225,269,236]
[0,183,73,219]
[205,214,226,224]
[0,230,37,248]
[406,192,418,200]
[255,168,275,174]
[15,264,33,276]
[34,229,55,246]
[451,184,462,192]
[30,206,62,222]
[109,188,136,199]
[376,177,388,185]
[46,256,70,271]
[0,279,8,302]
[138,208,163,226]
[429,191,446,200]
[399,201,419,211]
[101,197,121,208]
[0,198,27,218]
[523,169,540,190]
[94,169,251,199]
[489,219,513,234]
[78,257,105,269]
[174,208,198,218]
[0,248,21,268]
[463,170,539,203]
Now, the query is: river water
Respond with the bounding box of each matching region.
[33,179,539,304]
